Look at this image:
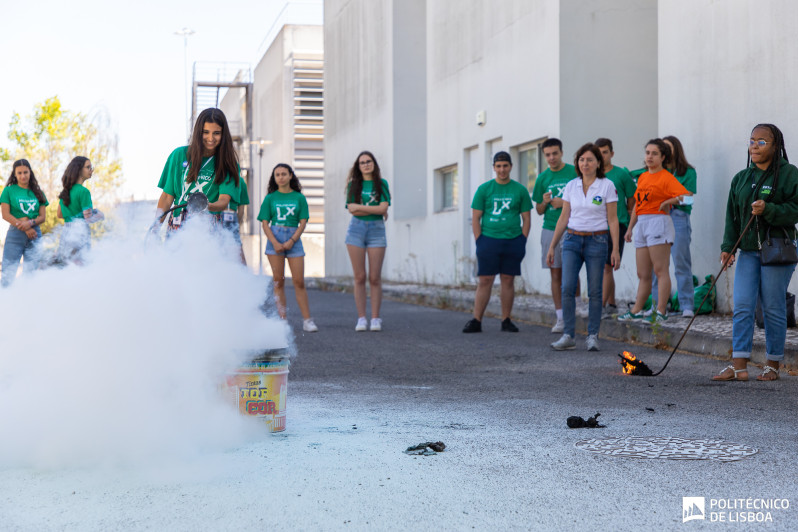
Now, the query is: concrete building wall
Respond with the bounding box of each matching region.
[658,0,798,310]
[559,0,658,297]
[324,0,658,298]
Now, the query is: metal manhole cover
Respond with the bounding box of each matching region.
[575,437,758,462]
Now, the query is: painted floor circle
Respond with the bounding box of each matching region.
[575,436,758,462]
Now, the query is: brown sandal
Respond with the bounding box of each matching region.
[756,365,780,381]
[712,365,749,381]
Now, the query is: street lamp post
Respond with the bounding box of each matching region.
[174,27,195,139]
[250,138,273,274]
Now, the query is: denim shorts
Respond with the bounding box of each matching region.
[345,217,386,248]
[265,225,305,258]
[476,234,527,276]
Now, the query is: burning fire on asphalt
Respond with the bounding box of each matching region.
[618,351,653,376]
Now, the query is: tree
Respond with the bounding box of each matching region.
[2,96,123,212]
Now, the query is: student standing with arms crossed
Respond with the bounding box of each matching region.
[345,151,391,332]
[462,152,531,333]
[532,138,578,333]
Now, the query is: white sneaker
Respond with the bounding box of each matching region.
[681,309,695,318]
[303,318,319,332]
[642,308,653,317]
[551,318,565,334]
[586,334,600,351]
[576,305,589,318]
[370,318,383,331]
[355,317,368,332]
[551,334,576,350]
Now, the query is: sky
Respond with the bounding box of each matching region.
[0,0,322,201]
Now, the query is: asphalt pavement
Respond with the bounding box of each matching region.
[3,284,797,531]
[283,285,798,531]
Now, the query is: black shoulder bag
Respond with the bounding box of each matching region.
[755,169,798,265]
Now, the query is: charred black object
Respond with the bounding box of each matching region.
[404,441,446,455]
[567,413,605,429]
[618,353,654,376]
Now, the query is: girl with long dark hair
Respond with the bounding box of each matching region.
[257,163,317,332]
[57,156,104,263]
[713,124,798,381]
[344,151,391,332]
[618,139,691,324]
[0,160,48,286]
[154,108,241,232]
[651,135,698,317]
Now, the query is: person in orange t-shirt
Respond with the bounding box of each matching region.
[617,139,691,323]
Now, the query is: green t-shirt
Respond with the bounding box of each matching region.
[672,167,697,214]
[531,164,577,230]
[604,166,637,225]
[161,146,241,215]
[257,190,309,228]
[230,178,249,210]
[471,179,532,239]
[0,184,48,220]
[345,178,391,221]
[59,183,93,222]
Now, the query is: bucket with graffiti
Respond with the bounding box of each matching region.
[222,349,289,432]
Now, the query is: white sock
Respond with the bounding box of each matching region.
[556,309,563,320]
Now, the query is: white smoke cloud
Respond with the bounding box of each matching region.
[0,205,289,469]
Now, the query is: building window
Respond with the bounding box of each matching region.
[435,165,458,212]
[517,141,545,195]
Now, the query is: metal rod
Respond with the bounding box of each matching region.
[650,213,756,376]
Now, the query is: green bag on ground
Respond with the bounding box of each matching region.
[694,274,715,314]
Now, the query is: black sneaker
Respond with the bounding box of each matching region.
[462,318,482,333]
[501,318,519,332]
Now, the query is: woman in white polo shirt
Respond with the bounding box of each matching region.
[547,143,620,351]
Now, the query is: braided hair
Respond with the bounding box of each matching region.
[7,159,47,204]
[749,124,788,191]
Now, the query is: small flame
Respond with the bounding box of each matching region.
[618,351,653,376]
[620,351,637,374]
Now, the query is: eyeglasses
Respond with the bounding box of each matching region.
[749,140,770,147]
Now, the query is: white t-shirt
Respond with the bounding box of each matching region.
[561,177,618,232]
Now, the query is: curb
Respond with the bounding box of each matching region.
[311,277,796,370]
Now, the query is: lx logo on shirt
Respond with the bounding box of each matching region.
[492,198,513,215]
[276,205,296,221]
[179,179,210,204]
[636,191,650,204]
[19,200,37,215]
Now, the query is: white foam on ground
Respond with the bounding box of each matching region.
[0,205,289,469]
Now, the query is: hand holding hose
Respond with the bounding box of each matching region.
[751,199,766,216]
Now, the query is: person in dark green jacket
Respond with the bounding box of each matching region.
[713,124,798,382]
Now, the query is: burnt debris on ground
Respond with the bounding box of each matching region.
[567,413,606,429]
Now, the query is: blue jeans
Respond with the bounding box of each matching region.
[2,225,42,287]
[562,231,607,337]
[652,209,693,311]
[732,250,796,361]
